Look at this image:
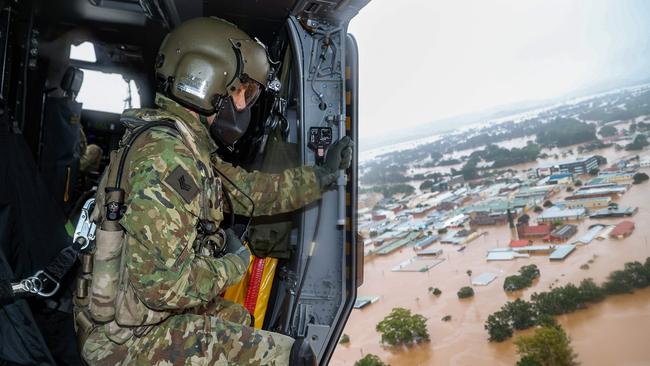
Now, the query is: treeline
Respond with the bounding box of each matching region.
[453,143,541,180]
[360,184,415,198]
[579,90,650,123]
[536,118,597,147]
[485,257,650,342]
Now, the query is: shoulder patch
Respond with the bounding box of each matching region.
[164,166,199,204]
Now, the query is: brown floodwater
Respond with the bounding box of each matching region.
[333,153,650,365]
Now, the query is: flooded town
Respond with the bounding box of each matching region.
[332,85,650,365]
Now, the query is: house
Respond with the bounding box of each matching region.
[589,206,638,218]
[470,211,508,226]
[575,225,605,245]
[413,236,438,251]
[517,223,552,238]
[568,185,628,199]
[510,239,533,248]
[555,197,611,210]
[610,221,635,239]
[549,244,577,261]
[537,206,586,223]
[588,172,635,185]
[486,248,530,261]
[547,173,573,185]
[544,224,578,243]
[512,244,555,254]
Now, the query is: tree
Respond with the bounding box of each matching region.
[520,264,541,281]
[429,287,442,296]
[504,275,532,292]
[625,134,649,151]
[536,118,596,147]
[355,354,389,366]
[577,278,605,304]
[588,168,599,176]
[457,286,475,299]
[533,206,543,213]
[623,261,650,288]
[574,180,583,187]
[441,315,452,322]
[633,172,649,184]
[598,125,617,137]
[339,334,350,344]
[517,355,543,366]
[504,299,537,330]
[419,180,435,191]
[514,325,579,366]
[375,308,430,346]
[535,313,558,328]
[518,214,531,225]
[603,269,635,294]
[485,310,513,342]
[543,200,553,208]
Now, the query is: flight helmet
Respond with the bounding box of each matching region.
[155,17,277,115]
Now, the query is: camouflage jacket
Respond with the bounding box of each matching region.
[114,94,321,324]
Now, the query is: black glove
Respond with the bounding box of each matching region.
[224,229,250,265]
[314,136,354,190]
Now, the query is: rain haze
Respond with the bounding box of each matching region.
[348,0,650,149]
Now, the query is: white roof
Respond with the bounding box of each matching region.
[576,225,605,244]
[472,272,498,286]
[538,206,586,220]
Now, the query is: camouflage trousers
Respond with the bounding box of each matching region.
[81,299,294,365]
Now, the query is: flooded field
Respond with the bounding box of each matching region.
[333,158,650,364]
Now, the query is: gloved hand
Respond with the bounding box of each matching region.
[314,136,354,190]
[224,228,250,266]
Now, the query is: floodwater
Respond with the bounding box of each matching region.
[333,158,650,364]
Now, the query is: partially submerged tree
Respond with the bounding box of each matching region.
[355,354,389,366]
[633,172,649,184]
[376,308,430,346]
[514,325,579,366]
[457,286,475,299]
[485,310,513,342]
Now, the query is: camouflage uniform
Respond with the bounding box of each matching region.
[80,94,321,365]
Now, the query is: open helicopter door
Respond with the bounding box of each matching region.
[261,2,366,364]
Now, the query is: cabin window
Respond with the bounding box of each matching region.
[70,41,96,63]
[76,69,140,113]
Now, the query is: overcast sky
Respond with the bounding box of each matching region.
[348,0,650,145]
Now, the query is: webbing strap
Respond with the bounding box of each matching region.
[2,121,180,304]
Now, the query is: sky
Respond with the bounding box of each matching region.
[348,0,650,146]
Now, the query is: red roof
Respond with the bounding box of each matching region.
[519,224,552,237]
[510,239,531,248]
[610,221,635,237]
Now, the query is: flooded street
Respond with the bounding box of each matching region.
[334,154,650,364]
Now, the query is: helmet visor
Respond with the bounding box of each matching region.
[230,77,261,112]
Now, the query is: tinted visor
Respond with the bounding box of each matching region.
[236,76,262,111]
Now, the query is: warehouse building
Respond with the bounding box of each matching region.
[537,206,586,223]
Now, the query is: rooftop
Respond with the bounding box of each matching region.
[549,244,577,260]
[610,221,635,237]
[538,206,586,220]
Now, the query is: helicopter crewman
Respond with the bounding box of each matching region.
[75,17,352,365]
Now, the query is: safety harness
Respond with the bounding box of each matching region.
[0,121,177,306]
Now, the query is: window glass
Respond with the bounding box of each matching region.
[76,69,140,113]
